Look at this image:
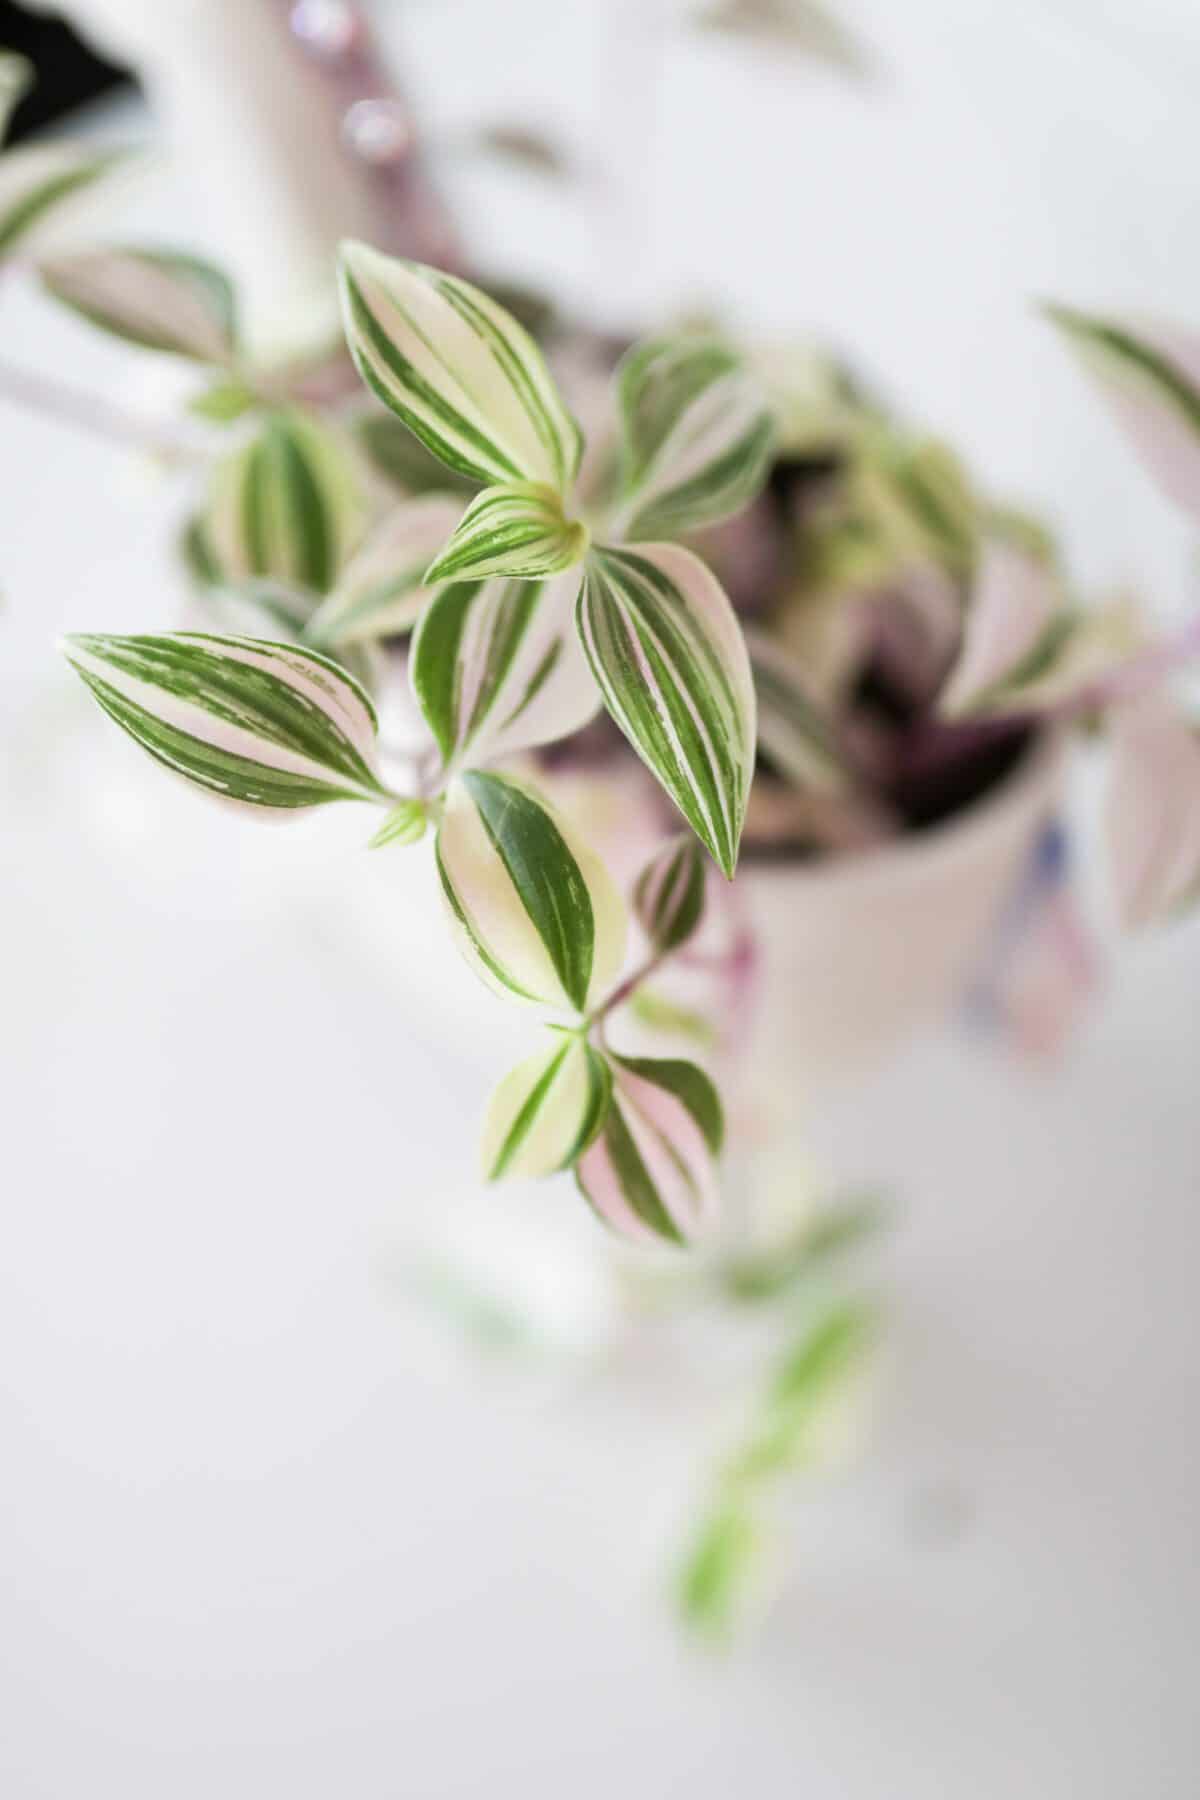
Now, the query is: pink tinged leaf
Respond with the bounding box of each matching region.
[575,1059,721,1247]
[1105,699,1200,928]
[940,541,1060,716]
[1050,307,1200,522]
[617,1068,720,1235]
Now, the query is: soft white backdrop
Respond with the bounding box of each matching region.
[2,2,1198,1794]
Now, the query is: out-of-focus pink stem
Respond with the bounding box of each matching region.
[0,358,206,465]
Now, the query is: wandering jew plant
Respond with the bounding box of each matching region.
[13,24,1200,1259]
[13,39,1200,1633]
[60,242,772,1246]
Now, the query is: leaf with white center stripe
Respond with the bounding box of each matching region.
[575,1054,724,1247]
[1045,304,1200,522]
[744,626,852,792]
[305,495,464,646]
[0,141,128,260]
[615,335,775,541]
[190,574,382,700]
[481,1034,612,1181]
[633,834,706,955]
[205,411,364,595]
[40,245,238,364]
[939,540,1062,717]
[339,242,583,490]
[576,543,756,876]
[412,570,599,771]
[435,771,626,1013]
[61,632,387,811]
[424,481,588,585]
[1105,699,1200,929]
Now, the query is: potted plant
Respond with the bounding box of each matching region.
[6,31,1199,1634]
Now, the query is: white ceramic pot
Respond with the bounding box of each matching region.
[737,731,1067,1100]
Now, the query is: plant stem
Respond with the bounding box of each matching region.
[588,949,667,1041]
[0,358,207,466]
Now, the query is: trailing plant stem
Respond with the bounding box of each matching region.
[0,358,207,466]
[588,949,668,1041]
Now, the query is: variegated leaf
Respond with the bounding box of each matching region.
[61,632,387,810]
[369,798,428,849]
[354,411,478,498]
[435,770,626,1013]
[633,834,706,955]
[964,595,1141,717]
[576,543,757,876]
[744,626,851,792]
[1045,304,1200,522]
[939,539,1062,717]
[0,142,127,260]
[205,411,364,595]
[615,335,775,541]
[305,495,464,646]
[424,482,588,585]
[575,1054,724,1246]
[1105,699,1200,928]
[339,242,583,491]
[40,246,238,364]
[481,1034,612,1181]
[412,570,599,771]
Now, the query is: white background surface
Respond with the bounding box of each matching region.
[2,2,1199,1794]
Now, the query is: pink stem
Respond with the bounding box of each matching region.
[0,358,206,465]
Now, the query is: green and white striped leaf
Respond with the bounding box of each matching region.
[61,631,387,810]
[939,540,1062,717]
[39,245,238,363]
[1045,304,1200,522]
[205,411,364,595]
[744,626,852,792]
[305,495,464,647]
[435,770,626,1013]
[412,570,599,771]
[339,241,583,491]
[633,834,706,955]
[354,410,478,498]
[575,1054,724,1246]
[0,141,127,260]
[424,481,588,585]
[963,594,1141,717]
[576,543,757,876]
[481,1034,612,1181]
[188,571,382,699]
[615,335,775,540]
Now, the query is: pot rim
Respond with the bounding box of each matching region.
[741,727,1068,895]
